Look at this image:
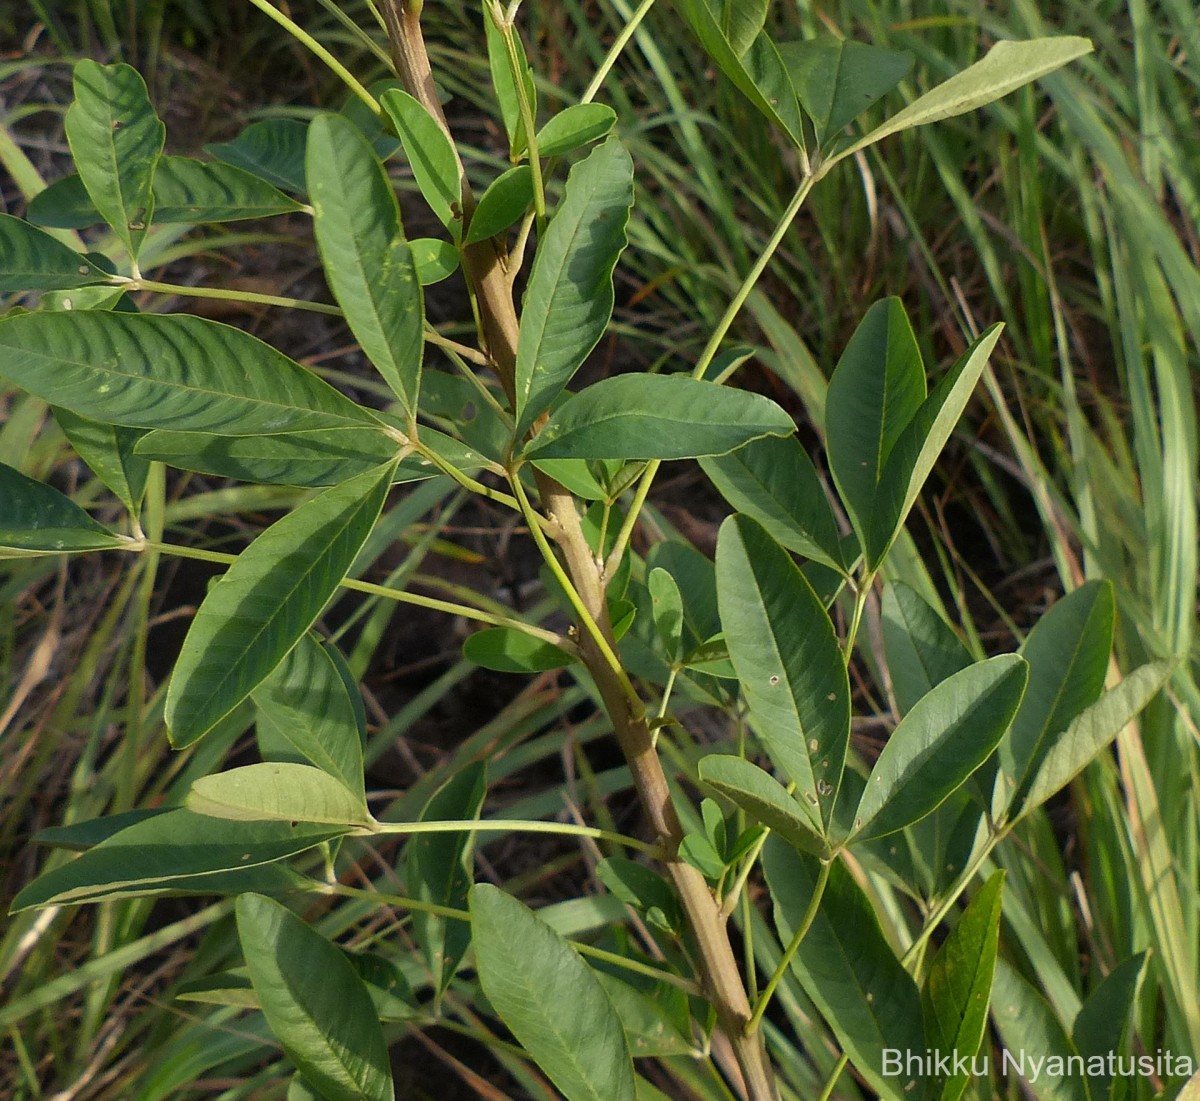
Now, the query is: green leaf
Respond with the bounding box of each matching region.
[1016,661,1172,818]
[530,457,609,500]
[595,858,682,934]
[64,60,165,259]
[678,831,726,879]
[594,973,696,1058]
[379,89,463,236]
[236,894,395,1101]
[648,567,684,663]
[825,298,925,553]
[762,838,924,1100]
[991,960,1090,1101]
[10,810,342,911]
[188,763,373,827]
[881,582,972,715]
[0,312,381,435]
[715,515,849,833]
[700,433,845,571]
[0,213,109,291]
[536,104,618,158]
[995,581,1115,812]
[407,763,486,997]
[27,174,106,230]
[133,426,404,488]
[484,5,535,159]
[252,633,366,798]
[922,871,1005,1101]
[0,461,126,554]
[465,165,533,245]
[721,0,768,56]
[1072,954,1148,1101]
[849,655,1027,844]
[698,755,828,857]
[471,884,636,1101]
[409,237,460,285]
[778,38,913,146]
[526,375,794,461]
[165,461,394,747]
[463,627,576,673]
[514,139,635,435]
[840,37,1094,161]
[865,324,1004,567]
[308,114,423,416]
[206,118,308,195]
[53,407,150,514]
[673,0,804,146]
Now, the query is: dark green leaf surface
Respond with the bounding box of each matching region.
[465,165,533,245]
[536,104,618,157]
[308,114,423,416]
[0,312,381,435]
[721,0,768,56]
[996,581,1115,809]
[471,884,637,1101]
[409,237,460,285]
[716,515,849,832]
[188,763,372,827]
[595,858,682,934]
[991,961,1090,1101]
[463,628,576,672]
[698,755,828,857]
[700,433,845,571]
[1072,953,1147,1101]
[206,118,309,194]
[762,838,924,1100]
[64,60,164,258]
[236,894,394,1101]
[779,38,913,145]
[380,89,463,235]
[133,426,403,487]
[825,298,925,551]
[865,324,1003,566]
[252,633,366,798]
[408,764,486,997]
[922,871,1004,1101]
[514,139,635,435]
[11,810,341,910]
[881,582,972,715]
[165,462,394,747]
[53,407,150,514]
[0,461,125,553]
[850,655,1027,844]
[484,8,535,159]
[527,375,794,461]
[0,213,109,290]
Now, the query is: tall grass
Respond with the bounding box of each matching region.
[3,0,1197,1096]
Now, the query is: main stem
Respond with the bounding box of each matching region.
[378,6,775,1098]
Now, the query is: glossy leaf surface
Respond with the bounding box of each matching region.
[514,139,635,434]
[716,515,849,832]
[0,213,108,290]
[236,894,394,1101]
[526,375,794,461]
[206,118,309,194]
[64,60,164,258]
[471,884,636,1101]
[165,462,394,746]
[11,810,341,910]
[53,407,150,513]
[464,165,533,245]
[0,461,126,554]
[380,89,463,235]
[463,628,576,672]
[308,114,423,415]
[0,312,380,435]
[536,104,618,157]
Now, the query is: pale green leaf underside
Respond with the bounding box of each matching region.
[698,755,828,857]
[165,461,394,747]
[471,884,637,1101]
[237,894,395,1101]
[188,763,372,827]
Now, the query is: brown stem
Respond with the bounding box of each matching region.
[379,7,776,1097]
